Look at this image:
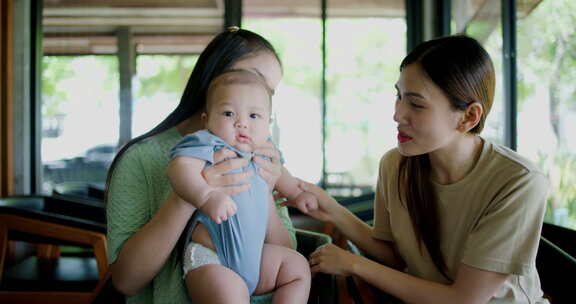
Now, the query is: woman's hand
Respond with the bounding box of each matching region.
[282,180,341,223]
[309,243,360,276]
[253,142,282,189]
[202,149,251,195]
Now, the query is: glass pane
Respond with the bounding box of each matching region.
[41,56,119,195]
[453,0,505,145]
[133,55,198,137]
[517,0,576,230]
[243,10,323,184]
[325,14,406,197]
[41,0,219,196]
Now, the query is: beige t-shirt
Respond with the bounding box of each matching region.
[373,139,549,303]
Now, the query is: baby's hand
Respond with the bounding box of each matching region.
[201,192,238,224]
[292,191,319,214]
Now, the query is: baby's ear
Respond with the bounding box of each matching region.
[201,112,207,121]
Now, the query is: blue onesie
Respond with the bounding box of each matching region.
[171,129,280,295]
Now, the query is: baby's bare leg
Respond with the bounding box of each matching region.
[253,244,311,304]
[185,264,250,304]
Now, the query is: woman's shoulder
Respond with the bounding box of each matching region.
[485,140,545,178]
[377,148,402,177]
[479,140,548,195]
[379,147,402,166]
[117,128,182,167]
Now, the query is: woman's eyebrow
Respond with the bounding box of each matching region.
[395,84,425,99]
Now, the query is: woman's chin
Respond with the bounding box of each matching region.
[397,143,419,157]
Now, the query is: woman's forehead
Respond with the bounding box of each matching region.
[232,52,282,91]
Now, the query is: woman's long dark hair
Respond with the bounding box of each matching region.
[105,28,281,199]
[397,35,495,280]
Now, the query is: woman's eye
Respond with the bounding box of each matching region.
[410,102,424,109]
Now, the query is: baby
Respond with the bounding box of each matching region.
[168,69,316,303]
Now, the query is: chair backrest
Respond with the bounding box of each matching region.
[0,195,109,304]
[536,236,576,303]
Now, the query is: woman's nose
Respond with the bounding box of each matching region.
[393,100,405,124]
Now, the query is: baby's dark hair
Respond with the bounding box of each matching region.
[205,69,273,112]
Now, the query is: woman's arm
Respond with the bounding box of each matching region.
[168,156,237,224]
[290,181,402,267]
[310,245,507,304]
[355,258,507,304]
[109,149,250,295]
[110,192,195,295]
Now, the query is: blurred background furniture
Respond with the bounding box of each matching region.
[0,195,107,304]
[536,224,576,303]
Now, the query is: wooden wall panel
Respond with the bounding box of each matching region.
[1,0,14,196]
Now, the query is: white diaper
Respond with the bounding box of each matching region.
[182,242,221,278]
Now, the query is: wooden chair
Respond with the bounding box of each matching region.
[0,195,108,304]
[536,232,576,303]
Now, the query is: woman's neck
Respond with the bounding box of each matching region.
[428,135,483,185]
[176,112,204,136]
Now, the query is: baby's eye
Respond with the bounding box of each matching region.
[223,111,234,117]
[250,113,261,119]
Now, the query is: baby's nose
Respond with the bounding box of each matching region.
[234,118,247,128]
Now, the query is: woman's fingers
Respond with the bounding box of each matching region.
[219,184,251,196]
[213,148,238,163]
[253,142,280,162]
[253,155,282,188]
[209,157,249,175]
[202,157,251,187]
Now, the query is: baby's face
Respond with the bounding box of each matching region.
[204,82,271,153]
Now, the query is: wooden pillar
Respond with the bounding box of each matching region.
[1,0,14,196]
[116,26,135,148]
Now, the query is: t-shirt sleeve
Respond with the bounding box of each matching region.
[372,150,396,241]
[461,171,549,275]
[170,131,218,164]
[106,144,152,265]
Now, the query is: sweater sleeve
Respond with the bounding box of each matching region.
[106,144,152,264]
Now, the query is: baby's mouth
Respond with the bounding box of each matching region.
[236,134,252,144]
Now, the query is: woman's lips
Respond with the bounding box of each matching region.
[397,132,412,143]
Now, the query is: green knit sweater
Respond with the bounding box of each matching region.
[107,127,297,304]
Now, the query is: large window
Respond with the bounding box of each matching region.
[517,0,576,230]
[41,56,120,194]
[452,0,505,145]
[243,17,324,185]
[325,15,405,196]
[244,1,406,197]
[452,0,576,231]
[41,1,216,195]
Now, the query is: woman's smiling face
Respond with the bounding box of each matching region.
[393,64,465,157]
